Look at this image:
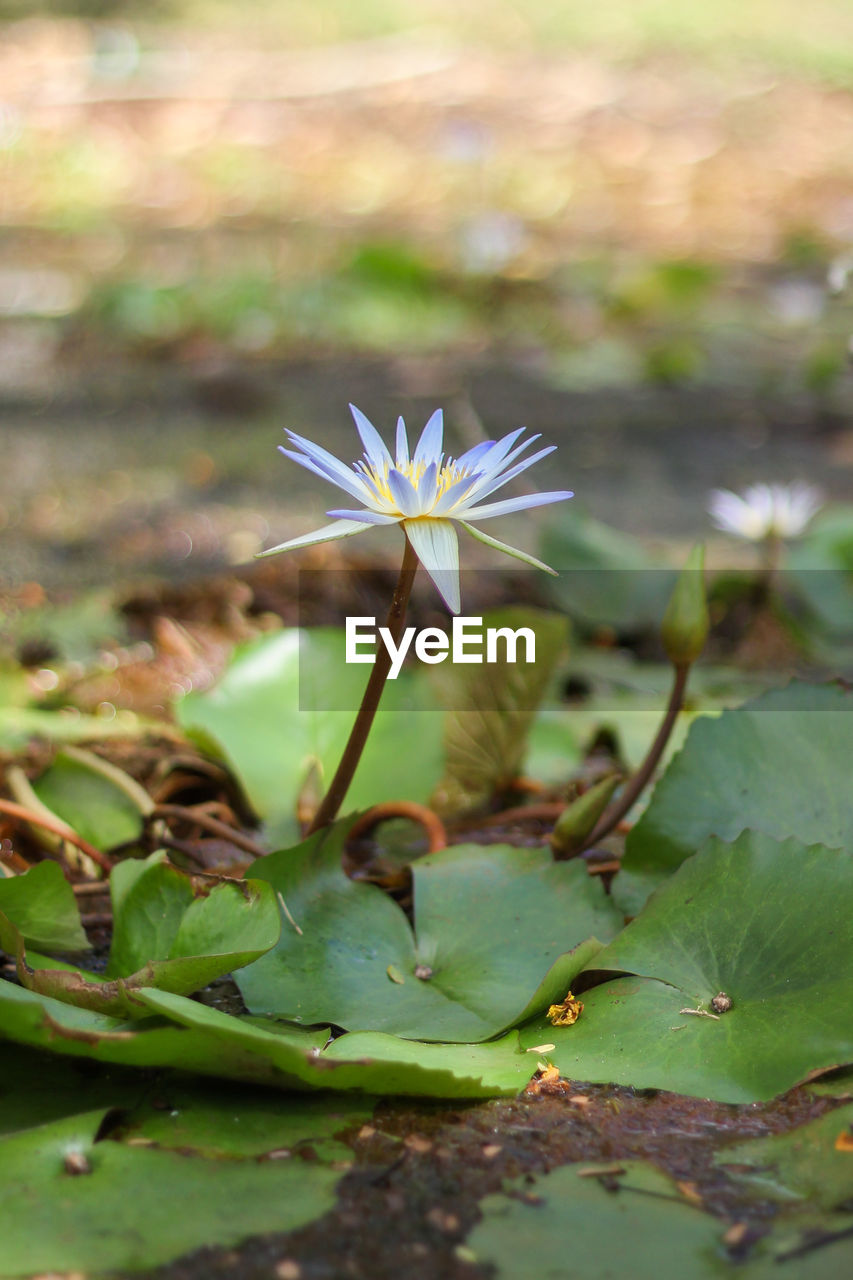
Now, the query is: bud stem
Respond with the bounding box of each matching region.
[583,661,691,849]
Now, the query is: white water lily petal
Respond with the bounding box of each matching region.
[278,447,375,506]
[413,408,444,467]
[460,433,543,504]
[256,519,370,557]
[417,461,439,511]
[709,482,823,541]
[430,472,484,516]
[466,445,556,504]
[461,490,575,521]
[458,520,559,575]
[325,509,401,525]
[469,428,526,478]
[395,416,409,467]
[284,430,377,494]
[349,404,392,469]
[404,518,461,614]
[388,467,422,517]
[454,439,496,471]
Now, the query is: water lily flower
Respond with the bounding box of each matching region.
[708,482,823,542]
[260,404,573,612]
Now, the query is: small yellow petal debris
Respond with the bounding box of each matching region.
[525,1064,563,1094]
[386,964,405,984]
[834,1128,853,1152]
[404,1134,433,1154]
[525,1043,557,1053]
[576,1163,625,1179]
[723,1223,749,1249]
[676,1180,703,1206]
[547,991,584,1026]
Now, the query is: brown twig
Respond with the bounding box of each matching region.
[346,801,447,854]
[507,777,548,795]
[150,803,267,859]
[72,882,110,897]
[472,802,568,829]
[0,798,112,873]
[586,859,621,876]
[156,833,220,869]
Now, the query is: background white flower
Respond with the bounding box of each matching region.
[259,404,573,612]
[708,482,823,542]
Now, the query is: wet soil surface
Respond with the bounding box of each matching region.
[139,1080,844,1280]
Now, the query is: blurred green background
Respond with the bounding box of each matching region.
[1,0,852,589]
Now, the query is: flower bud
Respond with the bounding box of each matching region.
[550,773,620,858]
[661,544,708,667]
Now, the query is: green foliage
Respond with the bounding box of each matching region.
[236,823,621,1041]
[17,852,281,1017]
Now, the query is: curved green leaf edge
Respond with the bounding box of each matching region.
[236,823,621,1042]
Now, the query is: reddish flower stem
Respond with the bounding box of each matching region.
[307,535,419,834]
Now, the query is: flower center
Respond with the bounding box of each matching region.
[359,457,474,512]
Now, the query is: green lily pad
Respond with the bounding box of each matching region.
[176,628,445,841]
[0,859,87,952]
[141,988,535,1096]
[0,980,534,1098]
[715,1104,853,1276]
[0,1044,149,1136]
[716,1102,853,1209]
[17,852,281,1016]
[119,1079,369,1158]
[236,824,621,1041]
[788,506,853,638]
[616,681,853,912]
[320,1028,535,1094]
[520,832,853,1102]
[467,1160,731,1279]
[0,1041,368,1160]
[0,1107,342,1277]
